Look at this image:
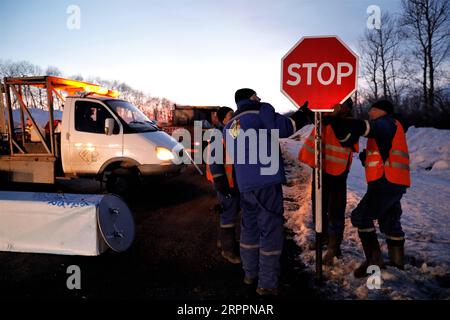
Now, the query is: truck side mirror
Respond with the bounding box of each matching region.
[104,118,115,136]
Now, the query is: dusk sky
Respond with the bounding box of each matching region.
[0,0,402,112]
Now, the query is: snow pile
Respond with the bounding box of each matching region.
[281,126,450,300]
[407,126,450,174]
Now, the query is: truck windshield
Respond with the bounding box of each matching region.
[107,100,159,133]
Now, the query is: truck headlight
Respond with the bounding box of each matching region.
[156,147,174,161]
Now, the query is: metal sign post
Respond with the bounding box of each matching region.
[314,111,323,283]
[281,35,359,285]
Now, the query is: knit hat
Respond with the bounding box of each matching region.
[217,106,233,124]
[234,88,256,103]
[370,99,394,114]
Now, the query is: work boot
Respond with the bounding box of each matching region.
[308,234,329,251]
[353,231,385,278]
[256,287,279,296]
[386,238,405,270]
[221,250,241,264]
[243,276,257,285]
[220,227,241,264]
[323,234,343,266]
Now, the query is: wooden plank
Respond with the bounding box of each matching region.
[0,81,6,135]
[5,79,14,155]
[18,85,26,145]
[11,139,25,154]
[46,78,55,156]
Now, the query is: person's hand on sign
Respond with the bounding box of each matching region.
[300,100,309,111]
[290,100,312,130]
[332,103,343,115]
[298,100,314,123]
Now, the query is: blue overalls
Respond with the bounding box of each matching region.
[223,99,300,289]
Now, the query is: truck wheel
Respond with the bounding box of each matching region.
[105,168,139,197]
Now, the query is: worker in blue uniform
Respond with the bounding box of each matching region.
[223,88,309,295]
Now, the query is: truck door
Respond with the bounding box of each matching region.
[67,99,122,175]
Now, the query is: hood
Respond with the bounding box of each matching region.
[139,130,182,151]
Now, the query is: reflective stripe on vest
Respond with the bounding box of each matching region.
[365,120,410,187]
[298,125,358,176]
[206,139,235,188]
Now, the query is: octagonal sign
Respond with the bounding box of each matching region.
[281,36,358,112]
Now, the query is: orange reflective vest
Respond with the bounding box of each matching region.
[298,125,359,176]
[205,139,235,188]
[365,120,410,187]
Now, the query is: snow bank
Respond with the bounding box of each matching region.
[407,126,450,175]
[281,126,450,300]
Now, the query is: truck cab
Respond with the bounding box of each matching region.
[0,76,186,194]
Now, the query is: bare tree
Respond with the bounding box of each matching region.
[0,60,44,109]
[45,66,62,76]
[360,13,405,104]
[401,0,450,109]
[378,14,403,101]
[1,60,175,120]
[360,30,380,101]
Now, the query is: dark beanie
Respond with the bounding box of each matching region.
[234,88,256,103]
[370,99,394,114]
[217,106,233,124]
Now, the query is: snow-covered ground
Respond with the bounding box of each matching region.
[281,125,450,300]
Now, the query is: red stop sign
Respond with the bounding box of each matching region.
[281,36,358,111]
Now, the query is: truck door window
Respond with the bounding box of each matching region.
[75,101,119,134]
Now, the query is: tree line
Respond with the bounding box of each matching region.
[0,60,174,124]
[356,0,450,128]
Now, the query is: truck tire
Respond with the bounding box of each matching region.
[105,168,139,197]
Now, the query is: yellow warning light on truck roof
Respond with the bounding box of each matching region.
[47,77,120,98]
[3,76,120,98]
[83,84,119,98]
[11,76,119,98]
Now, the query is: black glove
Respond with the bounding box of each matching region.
[300,101,314,123]
[300,100,309,111]
[290,101,312,130]
[213,175,231,197]
[359,150,367,167]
